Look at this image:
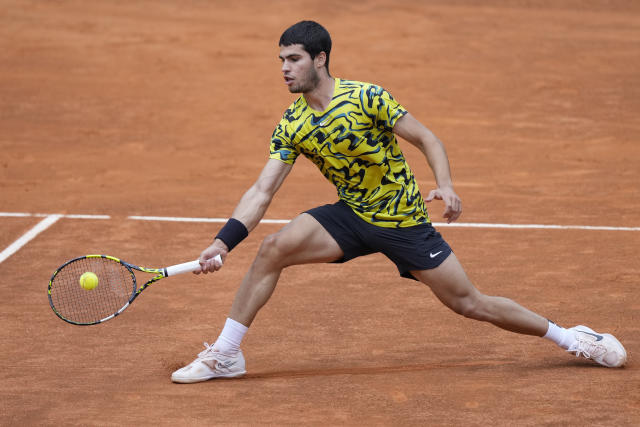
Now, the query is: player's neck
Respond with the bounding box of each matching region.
[304,75,335,111]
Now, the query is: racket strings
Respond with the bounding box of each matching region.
[49,257,135,324]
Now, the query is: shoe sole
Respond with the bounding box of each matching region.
[171,370,247,384]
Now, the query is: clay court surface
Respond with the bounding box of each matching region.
[1,0,639,425]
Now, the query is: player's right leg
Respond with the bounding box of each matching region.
[172,212,343,383]
[228,212,344,326]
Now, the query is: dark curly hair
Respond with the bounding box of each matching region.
[279,21,332,73]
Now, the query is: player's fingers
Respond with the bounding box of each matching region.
[212,256,223,271]
[443,205,454,221]
[425,189,441,202]
[205,258,218,273]
[204,254,225,273]
[198,257,214,274]
[444,199,462,223]
[444,208,461,223]
[198,255,209,274]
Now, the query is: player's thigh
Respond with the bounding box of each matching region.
[410,253,481,311]
[263,213,344,266]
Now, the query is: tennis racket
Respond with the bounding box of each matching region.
[47,254,221,325]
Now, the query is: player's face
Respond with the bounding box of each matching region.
[279,44,320,93]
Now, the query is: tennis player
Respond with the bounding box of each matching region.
[171,21,627,383]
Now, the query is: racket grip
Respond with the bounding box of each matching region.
[164,255,222,277]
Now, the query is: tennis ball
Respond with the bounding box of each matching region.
[80,272,99,290]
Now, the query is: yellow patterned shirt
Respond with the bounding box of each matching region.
[269,78,429,228]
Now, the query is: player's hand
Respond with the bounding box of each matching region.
[196,239,228,274]
[425,185,462,223]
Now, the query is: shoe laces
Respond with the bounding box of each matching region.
[567,335,606,360]
[196,342,219,361]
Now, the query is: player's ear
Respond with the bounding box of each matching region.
[314,51,327,69]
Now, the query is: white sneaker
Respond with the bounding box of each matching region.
[171,342,246,383]
[567,325,627,368]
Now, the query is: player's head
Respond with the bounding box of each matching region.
[279,21,332,72]
[279,21,332,93]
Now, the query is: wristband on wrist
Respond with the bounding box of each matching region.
[215,218,248,251]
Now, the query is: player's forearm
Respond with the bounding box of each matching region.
[422,131,454,189]
[210,185,272,254]
[226,159,292,234]
[230,184,274,232]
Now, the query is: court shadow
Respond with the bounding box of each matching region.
[243,358,517,380]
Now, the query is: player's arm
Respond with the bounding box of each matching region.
[393,112,462,223]
[229,158,292,231]
[198,158,293,273]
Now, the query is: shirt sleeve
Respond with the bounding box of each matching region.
[269,109,300,165]
[366,85,408,131]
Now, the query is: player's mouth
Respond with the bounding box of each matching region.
[284,75,294,86]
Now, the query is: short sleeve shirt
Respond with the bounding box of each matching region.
[270,78,429,228]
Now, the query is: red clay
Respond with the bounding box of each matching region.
[1,1,639,425]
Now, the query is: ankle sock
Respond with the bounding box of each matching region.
[543,320,574,350]
[213,318,248,355]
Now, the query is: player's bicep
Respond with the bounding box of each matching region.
[392,113,431,151]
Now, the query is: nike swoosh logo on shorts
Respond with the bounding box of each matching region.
[430,251,443,258]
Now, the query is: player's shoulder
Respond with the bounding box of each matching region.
[337,78,393,99]
[278,96,307,124]
[338,78,381,92]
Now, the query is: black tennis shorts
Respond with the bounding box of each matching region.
[305,200,452,280]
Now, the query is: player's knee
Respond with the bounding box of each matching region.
[258,233,281,259]
[456,295,488,321]
[257,232,295,263]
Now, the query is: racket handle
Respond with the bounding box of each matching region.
[164,254,222,277]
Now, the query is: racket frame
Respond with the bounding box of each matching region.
[48,254,180,326]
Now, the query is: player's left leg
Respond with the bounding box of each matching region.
[411,253,548,336]
[411,254,627,367]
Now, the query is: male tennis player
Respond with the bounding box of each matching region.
[171,21,627,383]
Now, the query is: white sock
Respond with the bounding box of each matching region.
[543,320,574,350]
[213,318,248,355]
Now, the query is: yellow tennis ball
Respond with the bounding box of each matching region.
[80,272,99,290]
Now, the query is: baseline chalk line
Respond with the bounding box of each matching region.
[0,213,111,264]
[126,215,639,231]
[1,211,638,266]
[0,215,62,264]
[432,222,640,231]
[0,213,111,220]
[1,212,638,231]
[128,215,290,224]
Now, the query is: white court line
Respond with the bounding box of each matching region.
[0,214,62,264]
[0,213,111,264]
[2,212,638,230]
[127,215,640,231]
[0,213,111,220]
[0,212,638,265]
[64,214,111,220]
[432,222,640,231]
[128,215,290,224]
[128,215,229,223]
